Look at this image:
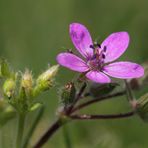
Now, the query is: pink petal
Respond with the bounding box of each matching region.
[101,32,130,63]
[56,53,89,72]
[69,23,93,59]
[103,62,144,79]
[86,71,111,83]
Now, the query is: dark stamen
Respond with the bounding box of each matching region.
[103,46,107,52]
[97,43,101,48]
[92,54,97,60]
[90,45,95,49]
[102,54,105,59]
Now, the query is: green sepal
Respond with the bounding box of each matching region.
[60,82,76,106]
[33,65,59,97]
[136,93,148,122]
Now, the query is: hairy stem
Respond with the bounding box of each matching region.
[33,87,131,148]
[16,113,26,148]
[71,90,125,113]
[34,110,134,147]
[70,111,135,120]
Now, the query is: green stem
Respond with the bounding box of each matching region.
[16,113,26,148]
[62,125,72,148]
[22,107,44,148]
[71,90,125,113]
[124,80,135,101]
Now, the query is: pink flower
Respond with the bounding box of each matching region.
[57,23,144,83]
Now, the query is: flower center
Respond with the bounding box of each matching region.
[87,44,107,71]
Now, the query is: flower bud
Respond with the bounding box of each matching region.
[60,82,76,106]
[20,70,33,98]
[0,58,12,78]
[33,65,59,96]
[3,78,16,98]
[136,93,148,122]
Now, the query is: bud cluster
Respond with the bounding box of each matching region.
[0,59,59,114]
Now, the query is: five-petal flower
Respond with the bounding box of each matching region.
[57,23,144,83]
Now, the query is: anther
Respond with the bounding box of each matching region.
[102,54,105,59]
[97,43,101,48]
[89,45,95,49]
[103,46,107,52]
[92,54,97,60]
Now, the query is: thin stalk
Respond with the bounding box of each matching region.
[34,109,134,148]
[67,82,87,114]
[62,125,72,148]
[70,111,135,120]
[124,80,134,101]
[16,113,26,148]
[72,82,87,107]
[33,118,63,148]
[22,107,44,148]
[71,90,125,113]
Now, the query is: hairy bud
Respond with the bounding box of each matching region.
[60,82,76,106]
[33,65,59,96]
[3,78,16,98]
[0,58,13,78]
[20,70,33,98]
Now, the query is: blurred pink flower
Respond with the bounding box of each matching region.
[57,23,144,83]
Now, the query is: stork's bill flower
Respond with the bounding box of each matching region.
[57,23,144,83]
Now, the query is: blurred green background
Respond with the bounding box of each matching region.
[0,0,148,147]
